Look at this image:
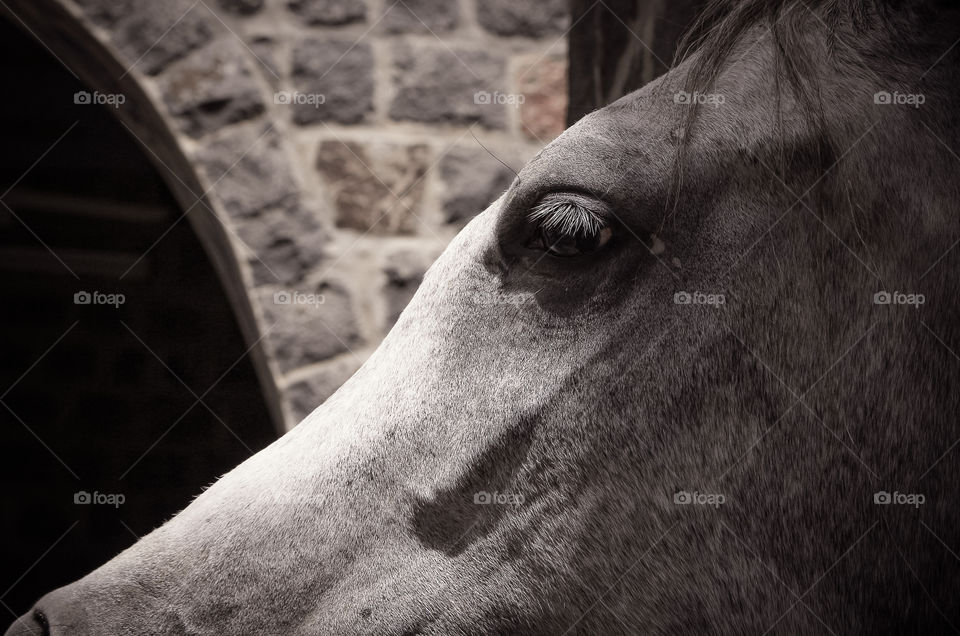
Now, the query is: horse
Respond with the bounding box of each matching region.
[8,0,960,633]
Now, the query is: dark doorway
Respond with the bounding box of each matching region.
[0,17,277,618]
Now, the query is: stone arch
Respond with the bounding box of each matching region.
[0,0,316,431]
[0,8,287,617]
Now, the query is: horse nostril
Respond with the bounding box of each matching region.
[3,608,49,636]
[33,610,50,636]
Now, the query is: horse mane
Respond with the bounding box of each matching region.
[675,0,922,92]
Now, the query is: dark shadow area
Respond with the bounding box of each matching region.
[0,17,277,618]
[566,0,706,124]
[411,422,535,556]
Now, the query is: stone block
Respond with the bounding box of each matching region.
[194,124,300,219]
[289,38,374,125]
[112,1,213,75]
[389,43,507,129]
[160,39,266,138]
[258,280,363,372]
[232,199,329,286]
[477,0,568,37]
[380,0,458,33]
[216,0,264,16]
[516,54,568,141]
[287,0,366,26]
[439,144,517,226]
[316,139,430,235]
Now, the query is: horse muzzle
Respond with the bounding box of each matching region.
[5,609,50,636]
[6,610,50,636]
[5,585,95,636]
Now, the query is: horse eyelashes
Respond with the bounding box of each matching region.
[527,192,615,257]
[528,193,608,238]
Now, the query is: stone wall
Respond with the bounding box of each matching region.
[7,0,569,430]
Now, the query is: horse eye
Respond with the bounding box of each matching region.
[527,193,614,257]
[533,223,613,257]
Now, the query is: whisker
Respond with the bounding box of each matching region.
[470,127,521,184]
